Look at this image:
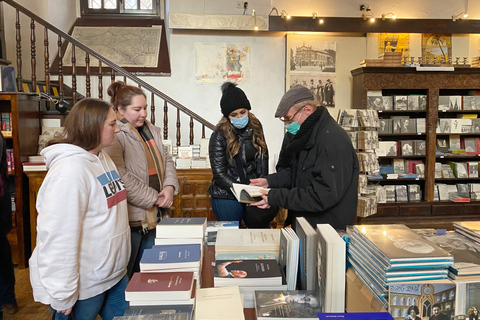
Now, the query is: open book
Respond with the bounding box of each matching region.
[231,183,269,203]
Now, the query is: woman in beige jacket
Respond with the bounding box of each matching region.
[105,81,179,277]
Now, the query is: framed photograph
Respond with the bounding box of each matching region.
[367,96,384,110]
[286,35,336,107]
[422,33,452,63]
[400,140,413,156]
[378,33,410,59]
[393,96,408,110]
[383,96,394,110]
[401,118,416,134]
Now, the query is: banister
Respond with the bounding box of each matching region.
[1,0,216,131]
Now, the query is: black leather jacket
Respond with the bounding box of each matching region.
[208,126,268,199]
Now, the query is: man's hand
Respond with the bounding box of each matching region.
[249,189,270,209]
[249,178,268,188]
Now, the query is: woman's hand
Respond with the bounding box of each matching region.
[156,185,175,208]
[58,307,73,316]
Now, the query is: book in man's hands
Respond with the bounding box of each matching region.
[231,183,269,203]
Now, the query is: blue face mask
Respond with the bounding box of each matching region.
[285,121,300,135]
[230,114,249,129]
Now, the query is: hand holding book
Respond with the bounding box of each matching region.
[230,183,270,204]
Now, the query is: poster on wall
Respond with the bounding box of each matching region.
[288,75,336,108]
[286,35,336,107]
[422,34,452,63]
[378,33,410,59]
[194,42,251,83]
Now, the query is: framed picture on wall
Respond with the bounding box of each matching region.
[286,34,336,107]
[378,33,410,59]
[422,33,452,64]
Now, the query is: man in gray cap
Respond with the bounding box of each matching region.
[250,85,358,230]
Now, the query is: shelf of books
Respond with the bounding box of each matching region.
[351,67,480,229]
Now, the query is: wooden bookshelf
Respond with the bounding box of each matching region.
[351,67,480,229]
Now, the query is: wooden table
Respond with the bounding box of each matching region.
[201,244,255,320]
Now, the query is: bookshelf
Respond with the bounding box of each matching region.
[0,93,41,268]
[351,67,480,229]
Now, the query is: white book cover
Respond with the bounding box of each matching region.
[195,286,244,320]
[316,224,346,313]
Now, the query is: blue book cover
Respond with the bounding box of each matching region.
[318,313,393,320]
[140,244,201,270]
[206,220,239,229]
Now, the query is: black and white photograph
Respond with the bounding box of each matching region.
[469,162,479,178]
[287,36,336,74]
[438,119,452,133]
[419,95,427,110]
[464,137,477,153]
[462,96,480,110]
[378,118,392,134]
[401,118,416,134]
[394,96,408,110]
[393,118,403,134]
[472,119,480,133]
[367,96,384,110]
[438,96,450,111]
[383,96,394,110]
[407,96,420,110]
[401,140,414,156]
[288,75,336,107]
[395,185,408,202]
[408,185,421,201]
[414,140,426,156]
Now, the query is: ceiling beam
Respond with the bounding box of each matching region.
[269,16,480,34]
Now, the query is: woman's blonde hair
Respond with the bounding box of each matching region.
[216,111,268,161]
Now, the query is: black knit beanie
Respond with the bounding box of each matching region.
[220,82,251,117]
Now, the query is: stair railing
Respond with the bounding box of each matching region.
[1,0,215,146]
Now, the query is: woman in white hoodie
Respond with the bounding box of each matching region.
[29,98,131,320]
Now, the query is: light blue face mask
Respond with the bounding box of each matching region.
[230,114,249,129]
[285,121,300,135]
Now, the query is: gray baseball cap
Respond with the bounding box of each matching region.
[275,85,314,118]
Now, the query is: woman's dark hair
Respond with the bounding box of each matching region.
[407,305,419,315]
[107,81,146,112]
[47,98,112,151]
[216,111,268,161]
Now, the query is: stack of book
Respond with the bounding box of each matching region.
[214,228,284,308]
[204,220,239,246]
[413,228,480,280]
[360,52,402,67]
[279,227,299,290]
[215,229,281,260]
[155,217,207,246]
[139,244,202,283]
[213,257,286,308]
[347,224,454,309]
[125,271,196,307]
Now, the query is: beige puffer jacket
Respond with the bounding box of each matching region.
[104,119,179,223]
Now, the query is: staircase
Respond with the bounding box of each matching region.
[1,0,215,144]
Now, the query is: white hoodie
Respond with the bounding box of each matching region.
[29,144,130,311]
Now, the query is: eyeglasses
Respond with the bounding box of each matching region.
[280,106,305,123]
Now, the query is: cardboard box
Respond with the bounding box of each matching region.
[345,268,388,313]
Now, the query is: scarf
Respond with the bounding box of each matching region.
[119,115,168,228]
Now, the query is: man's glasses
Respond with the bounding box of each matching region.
[279,106,305,123]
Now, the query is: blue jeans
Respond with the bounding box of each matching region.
[128,227,156,278]
[211,197,244,224]
[50,274,129,320]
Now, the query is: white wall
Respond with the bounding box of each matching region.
[1,0,478,171]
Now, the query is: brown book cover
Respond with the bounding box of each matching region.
[125,272,194,301]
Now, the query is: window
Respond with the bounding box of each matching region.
[80,0,161,17]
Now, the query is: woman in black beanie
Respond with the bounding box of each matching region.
[208,82,278,228]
